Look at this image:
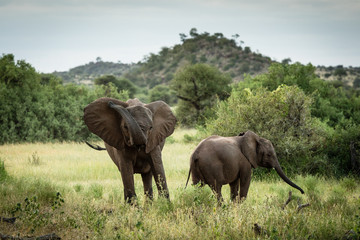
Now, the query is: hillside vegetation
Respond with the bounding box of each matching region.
[54,58,137,86]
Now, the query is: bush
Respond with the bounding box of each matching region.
[205,85,327,174]
[0,54,129,143]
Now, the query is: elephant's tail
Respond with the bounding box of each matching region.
[185,151,203,189]
[185,152,197,189]
[185,166,191,189]
[85,141,106,151]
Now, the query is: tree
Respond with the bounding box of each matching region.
[281,58,292,65]
[0,54,129,144]
[334,65,347,78]
[170,64,231,126]
[189,28,199,38]
[0,53,39,87]
[179,33,187,42]
[94,75,137,97]
[149,84,177,105]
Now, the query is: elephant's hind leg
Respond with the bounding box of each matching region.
[208,181,223,203]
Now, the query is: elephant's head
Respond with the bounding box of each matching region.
[240,131,304,194]
[83,98,176,153]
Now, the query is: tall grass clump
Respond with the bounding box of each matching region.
[176,184,216,208]
[0,158,8,182]
[87,183,104,200]
[27,151,41,165]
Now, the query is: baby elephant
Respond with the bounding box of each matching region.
[185,131,304,202]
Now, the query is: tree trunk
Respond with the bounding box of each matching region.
[350,141,360,176]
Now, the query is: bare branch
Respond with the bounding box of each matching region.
[0,216,16,224]
[176,95,201,110]
[282,191,292,210]
[297,203,310,212]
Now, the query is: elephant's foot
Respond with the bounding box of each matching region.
[159,189,170,200]
[124,192,137,204]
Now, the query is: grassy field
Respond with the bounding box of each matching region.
[0,128,359,239]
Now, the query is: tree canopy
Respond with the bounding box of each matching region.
[205,62,360,176]
[171,63,231,126]
[0,54,128,144]
[94,75,137,98]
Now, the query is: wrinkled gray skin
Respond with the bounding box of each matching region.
[84,98,176,203]
[186,131,304,202]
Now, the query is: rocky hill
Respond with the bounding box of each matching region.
[122,29,273,88]
[53,29,360,89]
[316,65,360,88]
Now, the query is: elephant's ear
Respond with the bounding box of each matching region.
[145,101,177,153]
[83,97,128,149]
[240,131,259,168]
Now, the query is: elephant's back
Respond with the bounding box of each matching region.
[194,136,242,162]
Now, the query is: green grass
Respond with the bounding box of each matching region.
[0,128,359,239]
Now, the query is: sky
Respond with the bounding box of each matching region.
[1,0,360,73]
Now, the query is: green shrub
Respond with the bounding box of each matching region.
[340,177,358,192]
[87,183,104,199]
[74,184,83,193]
[206,85,326,174]
[0,54,129,143]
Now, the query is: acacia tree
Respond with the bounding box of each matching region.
[171,63,231,126]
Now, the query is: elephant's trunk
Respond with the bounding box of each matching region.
[274,164,304,194]
[108,101,147,146]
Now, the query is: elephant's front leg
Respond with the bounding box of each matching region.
[230,179,240,201]
[119,158,137,203]
[141,171,153,200]
[239,163,252,199]
[150,147,169,199]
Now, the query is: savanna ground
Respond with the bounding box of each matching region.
[0,128,359,239]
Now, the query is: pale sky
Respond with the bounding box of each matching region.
[1,0,360,73]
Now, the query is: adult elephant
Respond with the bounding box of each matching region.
[84,98,176,203]
[185,131,304,202]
